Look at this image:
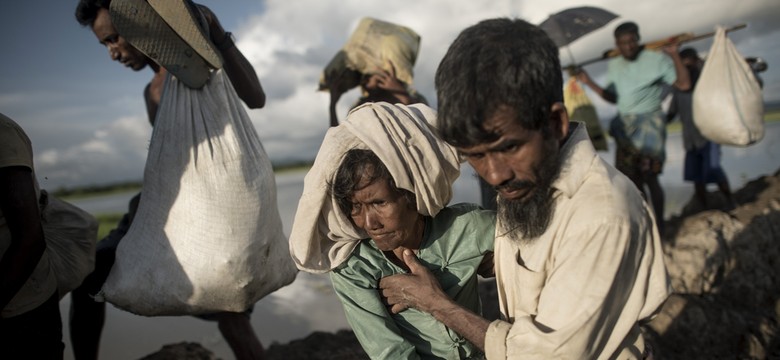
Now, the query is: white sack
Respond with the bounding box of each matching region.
[101,70,297,316]
[692,26,764,146]
[40,191,98,298]
[319,17,421,91]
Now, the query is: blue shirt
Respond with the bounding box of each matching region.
[607,50,676,115]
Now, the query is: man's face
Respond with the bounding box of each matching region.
[616,33,640,61]
[458,105,567,240]
[349,175,422,252]
[681,56,701,69]
[91,8,148,71]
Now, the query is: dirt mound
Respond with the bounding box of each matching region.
[646,168,780,359]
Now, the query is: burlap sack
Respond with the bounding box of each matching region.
[39,191,98,298]
[693,26,764,146]
[101,70,297,316]
[319,17,421,91]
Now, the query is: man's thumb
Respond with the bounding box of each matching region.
[402,249,422,272]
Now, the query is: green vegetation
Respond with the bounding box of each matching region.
[52,108,780,201]
[95,213,124,240]
[52,181,142,200]
[272,160,314,174]
[765,109,780,123]
[53,160,314,201]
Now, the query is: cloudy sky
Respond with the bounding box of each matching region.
[2,0,778,190]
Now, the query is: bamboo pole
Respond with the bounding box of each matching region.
[565,23,747,70]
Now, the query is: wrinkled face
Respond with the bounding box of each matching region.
[91,8,148,71]
[458,105,564,202]
[616,33,640,61]
[458,105,568,240]
[349,175,422,252]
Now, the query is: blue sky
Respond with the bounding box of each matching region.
[1,0,779,189]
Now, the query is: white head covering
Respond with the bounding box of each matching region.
[289,102,461,273]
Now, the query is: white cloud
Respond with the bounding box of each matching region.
[238,0,779,166]
[33,0,780,188]
[35,115,152,189]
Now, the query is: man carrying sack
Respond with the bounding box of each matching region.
[74,1,296,359]
[320,17,428,127]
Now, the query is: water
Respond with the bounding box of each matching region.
[59,122,779,359]
[60,171,349,360]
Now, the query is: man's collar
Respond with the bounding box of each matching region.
[551,122,598,198]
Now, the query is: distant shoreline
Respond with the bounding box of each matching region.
[54,109,780,200]
[52,161,313,200]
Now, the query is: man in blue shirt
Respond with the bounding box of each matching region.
[578,21,690,234]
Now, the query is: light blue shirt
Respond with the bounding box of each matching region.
[607,50,676,115]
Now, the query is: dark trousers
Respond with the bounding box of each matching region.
[0,292,64,360]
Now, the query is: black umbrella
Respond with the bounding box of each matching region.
[538,6,618,65]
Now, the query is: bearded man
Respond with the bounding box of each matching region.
[379,18,670,359]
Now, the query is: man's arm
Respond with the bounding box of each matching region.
[143,69,167,125]
[663,44,691,91]
[380,249,491,351]
[666,91,679,123]
[327,77,347,127]
[330,266,420,359]
[374,62,415,105]
[576,68,617,104]
[384,217,667,359]
[0,166,46,311]
[199,5,266,109]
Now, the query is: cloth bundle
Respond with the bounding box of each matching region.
[289,102,461,273]
[693,26,764,146]
[101,70,297,316]
[319,17,421,91]
[39,191,98,298]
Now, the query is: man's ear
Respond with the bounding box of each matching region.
[549,102,569,143]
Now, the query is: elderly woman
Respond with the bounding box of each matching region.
[290,102,495,359]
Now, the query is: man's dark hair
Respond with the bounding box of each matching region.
[679,47,700,61]
[75,0,112,27]
[434,18,562,148]
[614,21,639,39]
[331,149,415,218]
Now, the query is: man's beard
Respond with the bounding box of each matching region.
[496,150,563,242]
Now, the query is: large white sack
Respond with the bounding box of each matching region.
[692,26,764,146]
[101,70,297,316]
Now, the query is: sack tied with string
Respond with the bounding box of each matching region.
[101,70,297,316]
[692,26,764,146]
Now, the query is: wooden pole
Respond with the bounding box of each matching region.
[565,23,747,69]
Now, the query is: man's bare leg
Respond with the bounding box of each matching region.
[216,311,265,360]
[694,182,708,208]
[69,285,105,360]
